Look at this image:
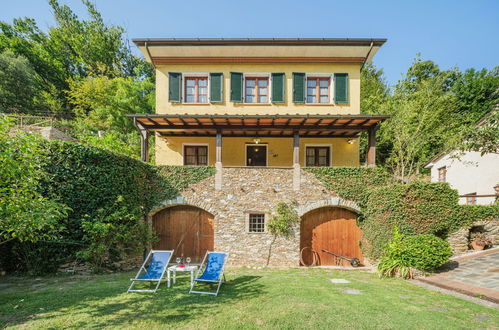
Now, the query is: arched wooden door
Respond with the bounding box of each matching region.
[152,205,214,263]
[300,207,363,266]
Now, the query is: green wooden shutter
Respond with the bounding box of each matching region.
[271,73,285,103]
[168,72,182,102]
[210,73,223,103]
[334,73,349,103]
[292,72,305,103]
[230,72,243,102]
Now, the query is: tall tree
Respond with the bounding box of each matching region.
[0,51,40,113]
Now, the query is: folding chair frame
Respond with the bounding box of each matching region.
[128,249,174,293]
[189,251,229,296]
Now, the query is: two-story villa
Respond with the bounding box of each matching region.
[130,38,388,267]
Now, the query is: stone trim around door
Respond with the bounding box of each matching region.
[296,197,361,216]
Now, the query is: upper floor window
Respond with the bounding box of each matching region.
[307,77,330,104]
[245,77,269,103]
[438,166,446,182]
[184,76,208,103]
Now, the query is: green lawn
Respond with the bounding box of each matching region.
[1,268,498,329]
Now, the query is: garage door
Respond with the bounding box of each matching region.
[152,205,214,263]
[300,207,363,266]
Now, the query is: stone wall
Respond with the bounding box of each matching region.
[150,168,360,267]
[447,217,499,256]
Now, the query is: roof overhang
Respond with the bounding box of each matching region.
[128,114,390,138]
[132,38,387,66]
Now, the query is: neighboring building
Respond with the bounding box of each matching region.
[425,113,499,205]
[129,38,389,266]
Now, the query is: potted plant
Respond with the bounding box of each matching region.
[470,232,493,250]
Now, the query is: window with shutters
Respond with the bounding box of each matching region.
[184,76,208,103]
[305,146,331,166]
[183,145,208,166]
[306,77,331,104]
[244,76,269,103]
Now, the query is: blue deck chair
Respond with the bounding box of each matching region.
[189,251,228,296]
[128,250,173,293]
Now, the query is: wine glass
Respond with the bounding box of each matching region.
[186,257,191,266]
[175,257,181,265]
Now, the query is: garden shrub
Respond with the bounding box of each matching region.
[378,226,452,278]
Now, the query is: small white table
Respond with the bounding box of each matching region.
[167,265,198,287]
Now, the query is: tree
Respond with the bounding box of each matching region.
[383,75,457,181]
[451,67,499,125]
[459,109,499,155]
[360,63,391,164]
[0,51,40,113]
[0,115,67,245]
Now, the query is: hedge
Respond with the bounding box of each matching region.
[361,182,498,259]
[1,141,215,274]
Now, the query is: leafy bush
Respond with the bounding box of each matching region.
[0,115,68,246]
[378,227,452,278]
[402,234,452,271]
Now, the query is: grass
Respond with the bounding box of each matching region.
[0,268,498,329]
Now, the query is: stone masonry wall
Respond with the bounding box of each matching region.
[447,217,499,256]
[151,168,360,267]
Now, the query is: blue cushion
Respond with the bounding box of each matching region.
[197,253,226,282]
[138,251,171,280]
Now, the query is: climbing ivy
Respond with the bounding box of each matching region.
[305,167,498,260]
[304,167,394,204]
[158,165,216,199]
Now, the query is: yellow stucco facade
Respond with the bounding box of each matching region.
[156,136,359,167]
[143,42,371,167]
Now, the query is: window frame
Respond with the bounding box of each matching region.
[182,73,210,104]
[305,73,333,104]
[437,166,447,183]
[246,212,267,233]
[465,193,477,205]
[182,143,209,166]
[245,143,268,167]
[243,73,271,104]
[304,144,332,167]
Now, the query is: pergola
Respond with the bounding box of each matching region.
[129,114,388,171]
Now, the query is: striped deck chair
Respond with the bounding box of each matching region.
[189,252,228,296]
[128,250,173,293]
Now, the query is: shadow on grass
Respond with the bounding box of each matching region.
[4,274,264,328]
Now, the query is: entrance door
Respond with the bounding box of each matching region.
[246,145,267,166]
[300,207,363,266]
[152,205,214,263]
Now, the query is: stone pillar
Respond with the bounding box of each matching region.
[215,132,222,190]
[293,133,300,191]
[140,129,150,162]
[367,126,377,167]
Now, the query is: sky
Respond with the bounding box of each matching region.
[1,0,498,86]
